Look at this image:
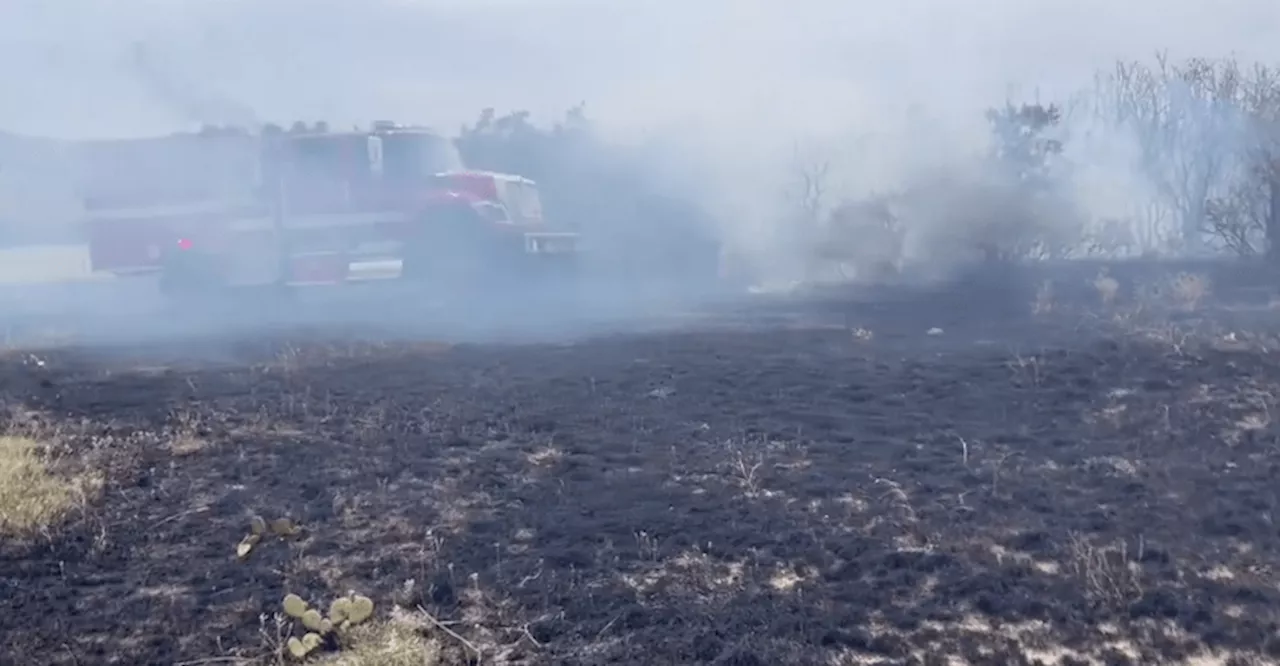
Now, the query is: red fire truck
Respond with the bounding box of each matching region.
[76,121,579,304]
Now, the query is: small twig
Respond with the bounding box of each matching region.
[520,624,543,648]
[991,451,1019,497]
[595,613,621,640]
[417,606,481,659]
[517,568,542,588]
[150,506,210,530]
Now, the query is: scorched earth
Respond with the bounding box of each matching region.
[1,281,1279,666]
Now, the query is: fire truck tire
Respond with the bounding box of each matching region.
[158,252,293,316]
[520,252,582,308]
[159,252,226,300]
[401,206,504,295]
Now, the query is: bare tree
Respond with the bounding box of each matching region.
[778,140,841,282]
[784,140,831,232]
[1203,159,1272,256]
[1092,54,1280,255]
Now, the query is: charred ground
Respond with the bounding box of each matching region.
[4,262,1280,665]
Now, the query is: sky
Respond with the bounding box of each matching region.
[2,0,1277,141]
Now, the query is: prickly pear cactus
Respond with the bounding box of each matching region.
[279,590,377,659]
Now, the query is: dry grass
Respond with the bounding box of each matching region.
[167,433,209,457]
[0,435,98,535]
[314,619,441,666]
[1033,280,1055,314]
[1093,270,1120,307]
[1065,531,1144,610]
[1171,271,1210,310]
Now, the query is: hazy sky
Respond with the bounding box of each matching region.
[2,0,1277,140]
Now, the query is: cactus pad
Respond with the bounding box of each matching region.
[236,533,261,559]
[285,637,308,659]
[270,517,300,536]
[347,595,374,625]
[282,594,308,619]
[328,597,351,624]
[301,609,324,632]
[301,632,323,651]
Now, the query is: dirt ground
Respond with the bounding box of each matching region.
[5,265,1280,665]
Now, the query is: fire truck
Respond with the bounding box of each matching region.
[76,121,580,305]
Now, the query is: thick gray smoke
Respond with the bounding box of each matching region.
[1,0,1278,348]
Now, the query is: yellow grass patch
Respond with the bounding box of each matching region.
[0,436,98,535]
[315,619,441,666]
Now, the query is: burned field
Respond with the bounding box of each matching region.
[4,274,1280,665]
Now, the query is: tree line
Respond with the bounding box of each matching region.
[452,54,1280,269]
[985,54,1280,259]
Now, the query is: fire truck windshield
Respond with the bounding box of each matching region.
[286,136,354,178]
[380,132,462,182]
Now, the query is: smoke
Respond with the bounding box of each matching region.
[6,1,1276,137]
[1,0,1278,346]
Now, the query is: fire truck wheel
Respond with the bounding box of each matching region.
[401,205,508,300]
[521,253,582,309]
[159,253,225,300]
[158,252,292,317]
